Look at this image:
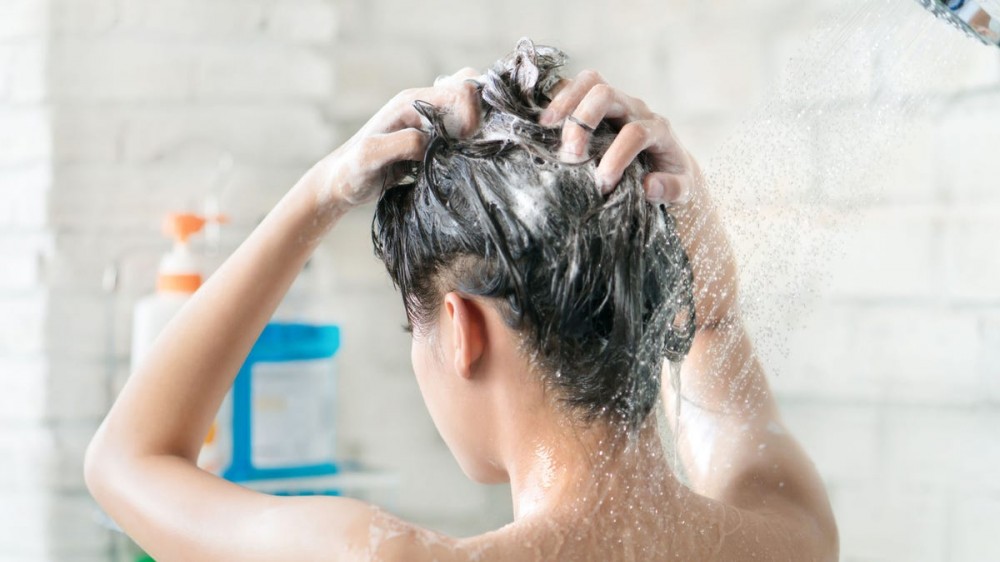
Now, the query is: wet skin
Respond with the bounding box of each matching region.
[84,67,838,561]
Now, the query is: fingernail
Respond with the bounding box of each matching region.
[539,109,555,126]
[647,179,665,201]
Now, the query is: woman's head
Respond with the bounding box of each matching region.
[373,39,695,480]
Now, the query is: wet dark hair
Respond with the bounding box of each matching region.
[373,39,695,430]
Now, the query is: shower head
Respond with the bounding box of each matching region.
[916,0,1000,45]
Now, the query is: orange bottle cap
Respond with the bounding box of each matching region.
[163,213,208,243]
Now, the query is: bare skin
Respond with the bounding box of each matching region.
[85,67,838,561]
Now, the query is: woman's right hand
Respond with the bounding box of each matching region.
[540,70,740,328]
[301,68,483,213]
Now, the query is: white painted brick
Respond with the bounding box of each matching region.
[670,117,733,170]
[826,208,944,300]
[0,422,98,492]
[661,20,767,118]
[0,106,52,167]
[704,0,801,17]
[0,42,47,103]
[763,303,888,401]
[579,42,661,108]
[194,44,331,100]
[50,108,124,165]
[0,358,47,421]
[708,113,816,208]
[884,406,1000,492]
[331,43,435,121]
[120,105,333,166]
[727,206,839,322]
[944,217,1000,302]
[365,1,498,46]
[950,494,1000,562]
[45,224,160,292]
[0,0,48,41]
[853,305,982,403]
[115,0,266,39]
[45,492,113,555]
[45,292,110,360]
[0,292,47,355]
[0,50,10,100]
[215,166,304,223]
[539,0,680,54]
[761,299,988,405]
[0,165,50,228]
[487,2,559,51]
[46,164,217,231]
[981,310,1000,401]
[425,41,516,86]
[45,359,110,422]
[0,492,47,557]
[862,112,938,205]
[49,0,118,35]
[936,92,1000,206]
[316,206,397,293]
[813,105,936,208]
[266,1,338,44]
[0,232,48,291]
[48,39,196,101]
[830,481,950,562]
[768,14,877,105]
[0,493,112,557]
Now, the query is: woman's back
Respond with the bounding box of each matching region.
[370,422,820,561]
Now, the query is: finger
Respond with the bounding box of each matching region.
[451,66,481,81]
[538,69,605,126]
[595,119,687,193]
[377,82,480,137]
[546,78,570,100]
[559,84,646,163]
[434,66,481,86]
[362,128,430,172]
[444,76,482,137]
[643,172,692,206]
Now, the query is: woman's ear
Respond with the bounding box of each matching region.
[442,292,486,380]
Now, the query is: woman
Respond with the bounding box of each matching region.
[85,40,838,561]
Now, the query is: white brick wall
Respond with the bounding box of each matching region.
[2,0,998,559]
[1,0,339,559]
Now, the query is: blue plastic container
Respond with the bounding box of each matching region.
[222,322,341,483]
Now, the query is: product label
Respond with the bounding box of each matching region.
[250,358,336,468]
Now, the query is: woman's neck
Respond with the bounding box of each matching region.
[505,414,678,521]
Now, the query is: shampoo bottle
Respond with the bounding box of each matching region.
[130,213,229,474]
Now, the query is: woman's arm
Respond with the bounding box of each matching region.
[84,71,482,561]
[540,70,838,560]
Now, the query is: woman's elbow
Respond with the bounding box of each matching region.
[83,426,116,505]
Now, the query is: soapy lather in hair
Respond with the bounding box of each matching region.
[373,38,696,430]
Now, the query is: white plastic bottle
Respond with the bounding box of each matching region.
[131,213,207,370]
[130,213,229,474]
